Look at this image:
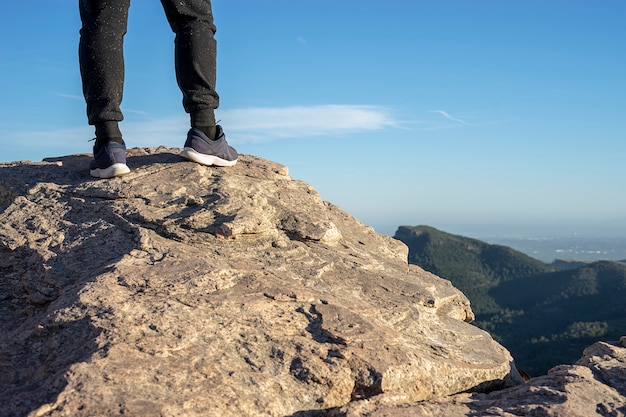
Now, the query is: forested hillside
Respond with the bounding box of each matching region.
[394,225,626,375]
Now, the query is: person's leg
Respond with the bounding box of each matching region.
[79,0,131,178]
[161,0,237,167]
[160,0,219,140]
[79,0,130,148]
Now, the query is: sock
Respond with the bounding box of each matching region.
[191,111,217,140]
[94,121,125,150]
[196,125,217,140]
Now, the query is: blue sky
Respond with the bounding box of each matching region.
[1,1,625,238]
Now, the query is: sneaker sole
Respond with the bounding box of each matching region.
[180,147,237,167]
[90,163,131,179]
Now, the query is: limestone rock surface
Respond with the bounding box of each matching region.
[0,146,605,417]
[340,337,626,417]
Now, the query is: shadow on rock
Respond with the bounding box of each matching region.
[0,155,145,416]
[0,244,112,417]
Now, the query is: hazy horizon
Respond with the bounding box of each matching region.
[373,221,626,264]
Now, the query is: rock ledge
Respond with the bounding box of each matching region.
[1,148,621,416]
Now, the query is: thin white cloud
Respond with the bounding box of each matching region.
[429,110,473,126]
[124,104,398,146]
[219,105,398,143]
[8,105,401,159]
[56,93,84,101]
[124,108,151,117]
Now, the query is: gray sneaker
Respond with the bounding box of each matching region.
[89,141,130,178]
[180,125,238,167]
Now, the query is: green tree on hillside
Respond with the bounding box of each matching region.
[394,225,626,376]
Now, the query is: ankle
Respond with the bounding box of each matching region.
[94,136,125,152]
[191,111,217,140]
[95,121,122,139]
[196,125,217,140]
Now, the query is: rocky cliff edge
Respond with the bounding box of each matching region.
[0,147,623,417]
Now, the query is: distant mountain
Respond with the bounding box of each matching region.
[551,259,592,270]
[394,225,556,315]
[394,225,626,376]
[552,258,626,270]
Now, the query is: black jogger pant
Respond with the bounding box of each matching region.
[79,0,219,139]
